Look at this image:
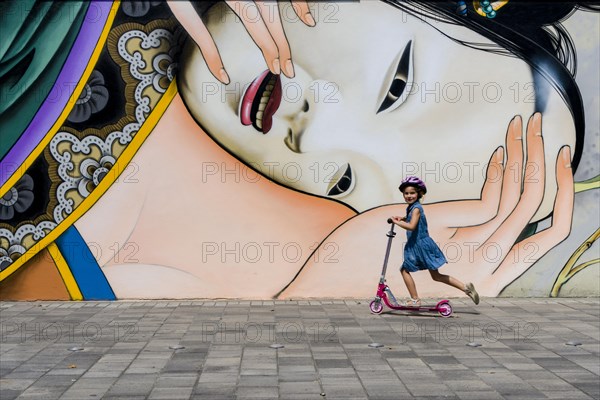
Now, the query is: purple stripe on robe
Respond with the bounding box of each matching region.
[1,1,113,187]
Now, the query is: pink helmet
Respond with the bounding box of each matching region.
[399,176,427,194]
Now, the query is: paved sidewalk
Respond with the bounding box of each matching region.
[0,298,598,400]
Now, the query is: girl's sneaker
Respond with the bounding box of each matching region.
[465,283,479,305]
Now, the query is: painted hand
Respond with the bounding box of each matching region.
[168,1,315,83]
[423,112,574,296]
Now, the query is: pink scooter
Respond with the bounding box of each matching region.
[369,219,453,317]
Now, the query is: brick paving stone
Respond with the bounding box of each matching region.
[14,386,68,399]
[234,384,279,398]
[444,379,495,391]
[0,389,20,400]
[319,384,368,399]
[148,386,195,399]
[454,390,504,399]
[153,372,198,387]
[279,380,322,395]
[403,382,453,397]
[538,389,594,399]
[59,377,116,399]
[237,374,278,386]
[0,377,37,392]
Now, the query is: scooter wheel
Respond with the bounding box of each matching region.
[370,299,384,314]
[438,302,453,318]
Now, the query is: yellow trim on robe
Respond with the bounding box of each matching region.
[47,242,84,300]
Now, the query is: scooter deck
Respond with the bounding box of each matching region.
[370,297,453,317]
[386,304,441,312]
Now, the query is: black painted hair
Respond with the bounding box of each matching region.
[381,1,600,172]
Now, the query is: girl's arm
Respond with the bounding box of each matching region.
[392,208,421,231]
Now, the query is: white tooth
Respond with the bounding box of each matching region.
[260,97,268,104]
[258,103,266,112]
[266,84,274,91]
[257,111,264,119]
[257,119,262,128]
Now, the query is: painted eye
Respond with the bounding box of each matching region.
[377,40,413,114]
[327,163,354,197]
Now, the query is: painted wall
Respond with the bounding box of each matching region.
[1,1,598,300]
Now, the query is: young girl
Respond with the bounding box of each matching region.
[391,176,479,306]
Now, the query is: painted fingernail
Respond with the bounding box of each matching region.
[219,68,230,85]
[533,113,542,136]
[272,58,281,75]
[513,116,522,139]
[283,59,295,78]
[510,117,517,129]
[305,12,316,26]
[496,147,504,164]
[562,146,571,168]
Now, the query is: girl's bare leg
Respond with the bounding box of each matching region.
[401,269,419,300]
[429,269,467,291]
[430,269,480,304]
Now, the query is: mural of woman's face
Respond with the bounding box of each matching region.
[180,1,575,216]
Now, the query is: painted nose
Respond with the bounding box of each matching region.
[284,99,311,153]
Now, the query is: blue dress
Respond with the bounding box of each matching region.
[401,201,447,272]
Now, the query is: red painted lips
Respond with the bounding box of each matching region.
[240,70,282,134]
